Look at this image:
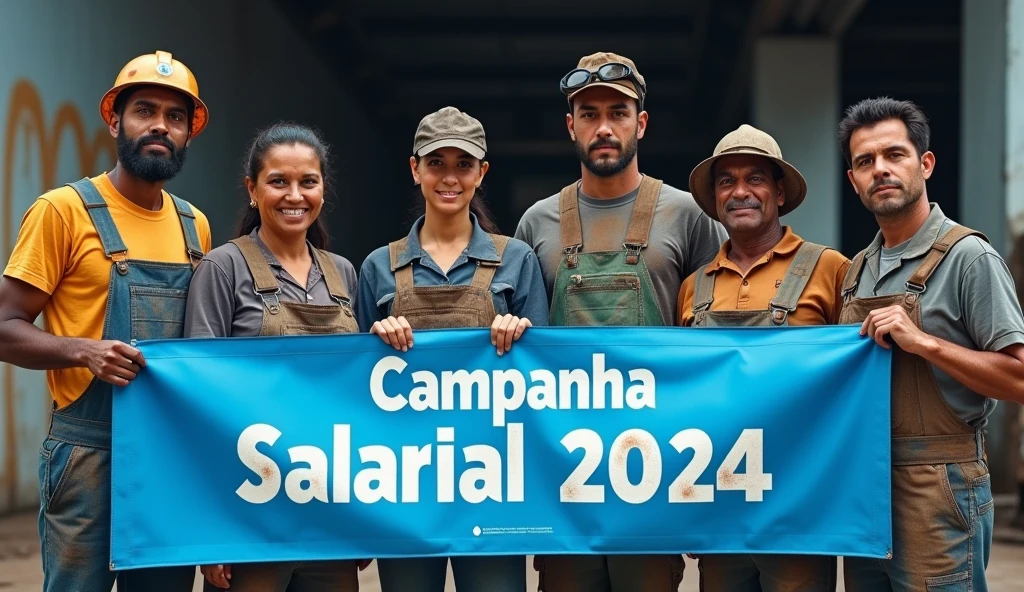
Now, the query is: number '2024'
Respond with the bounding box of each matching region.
[560,428,772,504]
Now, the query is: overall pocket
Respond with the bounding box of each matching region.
[925,570,969,591]
[130,285,187,340]
[39,438,78,512]
[564,273,642,326]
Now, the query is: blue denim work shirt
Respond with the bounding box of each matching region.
[357,215,549,332]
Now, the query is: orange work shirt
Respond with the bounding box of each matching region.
[677,227,850,327]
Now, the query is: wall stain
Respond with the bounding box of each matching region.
[2,79,115,510]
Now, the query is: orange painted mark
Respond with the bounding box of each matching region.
[2,79,115,506]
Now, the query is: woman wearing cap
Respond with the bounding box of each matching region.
[357,106,548,591]
[184,123,365,591]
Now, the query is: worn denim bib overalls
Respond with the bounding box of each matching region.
[38,178,203,592]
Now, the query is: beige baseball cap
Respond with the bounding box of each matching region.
[413,106,487,159]
[688,124,807,222]
[565,52,645,103]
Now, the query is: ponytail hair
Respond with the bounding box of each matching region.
[236,123,333,250]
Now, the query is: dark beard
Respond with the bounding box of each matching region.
[863,177,923,218]
[575,132,639,178]
[117,131,188,182]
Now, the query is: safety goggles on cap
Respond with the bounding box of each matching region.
[560,62,647,100]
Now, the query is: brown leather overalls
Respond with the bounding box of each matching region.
[387,233,510,328]
[231,236,359,335]
[839,225,991,589]
[690,241,837,592]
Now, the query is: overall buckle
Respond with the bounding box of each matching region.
[255,287,282,314]
[904,281,926,306]
[768,303,790,325]
[111,251,129,276]
[624,243,643,265]
[563,245,580,268]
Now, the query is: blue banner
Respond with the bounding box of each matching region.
[111,326,892,570]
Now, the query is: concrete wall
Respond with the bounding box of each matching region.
[753,37,841,250]
[962,0,1024,494]
[0,0,392,513]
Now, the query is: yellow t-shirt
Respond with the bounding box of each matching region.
[3,173,212,408]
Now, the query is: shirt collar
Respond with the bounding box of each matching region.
[390,213,501,270]
[705,226,802,274]
[863,203,947,261]
[248,227,319,270]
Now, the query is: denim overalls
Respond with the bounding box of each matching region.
[38,178,203,592]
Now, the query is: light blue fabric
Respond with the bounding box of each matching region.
[111,325,892,569]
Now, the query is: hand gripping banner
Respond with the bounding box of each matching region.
[111,326,892,569]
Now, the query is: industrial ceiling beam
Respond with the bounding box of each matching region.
[819,0,869,36]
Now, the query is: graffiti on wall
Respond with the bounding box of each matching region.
[2,78,116,506]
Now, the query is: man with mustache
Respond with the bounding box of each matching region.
[0,51,211,591]
[837,98,1024,591]
[515,51,725,591]
[677,124,849,591]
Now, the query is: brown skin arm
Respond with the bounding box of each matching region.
[0,276,145,386]
[920,341,1024,405]
[862,304,1024,404]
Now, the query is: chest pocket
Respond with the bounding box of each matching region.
[564,272,644,326]
[489,282,513,315]
[130,285,188,339]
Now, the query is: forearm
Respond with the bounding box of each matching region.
[0,318,87,370]
[917,337,1024,404]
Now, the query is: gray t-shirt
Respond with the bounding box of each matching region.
[852,204,1024,426]
[878,239,909,278]
[514,181,726,325]
[184,229,359,338]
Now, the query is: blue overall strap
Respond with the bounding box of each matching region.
[170,194,204,269]
[67,178,130,275]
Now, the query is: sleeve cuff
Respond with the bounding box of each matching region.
[990,331,1024,353]
[2,266,54,294]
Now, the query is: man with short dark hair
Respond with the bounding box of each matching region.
[838,97,1024,591]
[515,51,725,592]
[0,51,212,591]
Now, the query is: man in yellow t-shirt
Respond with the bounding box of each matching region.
[0,51,212,592]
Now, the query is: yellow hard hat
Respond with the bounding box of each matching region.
[99,50,209,137]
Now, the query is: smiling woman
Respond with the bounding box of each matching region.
[356,106,549,592]
[181,122,364,591]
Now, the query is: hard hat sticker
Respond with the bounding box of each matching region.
[156,63,174,77]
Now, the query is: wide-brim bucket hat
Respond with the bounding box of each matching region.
[689,124,806,221]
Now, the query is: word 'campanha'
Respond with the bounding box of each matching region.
[370,353,658,427]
